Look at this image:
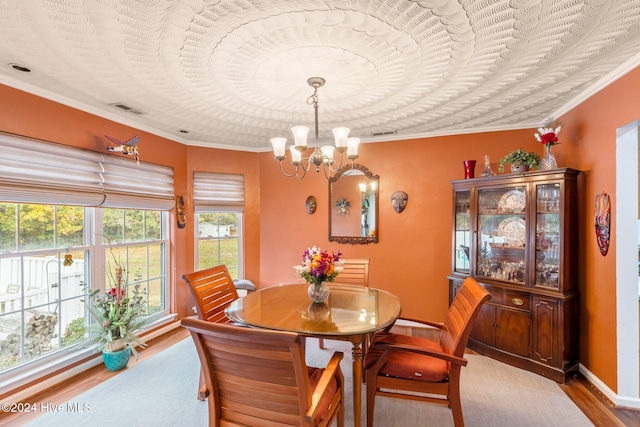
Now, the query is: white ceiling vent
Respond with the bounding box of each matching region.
[109,103,144,115]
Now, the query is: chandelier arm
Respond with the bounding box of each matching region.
[277,160,302,178]
[325,155,344,173]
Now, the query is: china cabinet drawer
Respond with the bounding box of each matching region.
[488,290,530,310]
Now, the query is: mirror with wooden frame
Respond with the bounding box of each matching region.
[328,164,379,244]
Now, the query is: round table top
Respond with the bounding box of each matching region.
[225,283,402,336]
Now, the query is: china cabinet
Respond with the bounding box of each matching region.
[448,168,580,383]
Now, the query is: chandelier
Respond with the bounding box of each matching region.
[270,77,360,179]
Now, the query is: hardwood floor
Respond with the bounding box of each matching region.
[1,325,639,427]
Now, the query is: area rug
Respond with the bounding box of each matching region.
[25,337,592,426]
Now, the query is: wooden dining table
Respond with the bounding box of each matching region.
[224,283,402,427]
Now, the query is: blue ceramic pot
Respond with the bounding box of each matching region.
[102,346,131,371]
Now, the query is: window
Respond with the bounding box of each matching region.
[0,204,169,376]
[0,204,88,372]
[193,173,244,279]
[0,132,174,388]
[196,212,242,278]
[101,208,168,317]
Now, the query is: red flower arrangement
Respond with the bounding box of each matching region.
[534,118,563,147]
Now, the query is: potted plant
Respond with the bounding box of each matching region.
[498,148,541,174]
[85,251,149,371]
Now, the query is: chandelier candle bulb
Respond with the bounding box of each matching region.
[321,146,335,164]
[332,127,350,150]
[290,146,302,165]
[347,137,360,160]
[291,126,309,148]
[270,137,287,160]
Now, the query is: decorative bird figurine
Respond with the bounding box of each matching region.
[105,135,140,163]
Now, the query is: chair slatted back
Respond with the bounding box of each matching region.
[182,318,342,427]
[440,277,491,357]
[332,258,370,287]
[182,265,239,323]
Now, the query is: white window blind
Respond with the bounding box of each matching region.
[100,154,174,210]
[0,132,174,210]
[193,172,244,212]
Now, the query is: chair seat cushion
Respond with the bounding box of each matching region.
[308,366,339,423]
[364,332,449,382]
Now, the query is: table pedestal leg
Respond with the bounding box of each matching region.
[350,334,364,427]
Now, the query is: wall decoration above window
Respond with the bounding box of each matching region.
[105,135,140,163]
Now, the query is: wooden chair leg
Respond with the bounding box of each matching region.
[197,368,208,400]
[450,372,464,427]
[366,368,377,427]
[319,338,326,349]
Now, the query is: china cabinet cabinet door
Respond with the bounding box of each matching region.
[476,186,527,285]
[494,307,530,358]
[534,183,561,290]
[453,190,471,274]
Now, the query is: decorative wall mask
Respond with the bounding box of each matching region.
[105,135,140,163]
[335,197,351,215]
[391,191,408,213]
[176,195,186,229]
[594,192,610,256]
[305,195,317,214]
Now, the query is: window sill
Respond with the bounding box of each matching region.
[0,314,178,401]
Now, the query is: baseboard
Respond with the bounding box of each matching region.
[579,363,640,409]
[4,319,181,403]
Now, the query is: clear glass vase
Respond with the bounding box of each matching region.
[540,144,557,170]
[308,281,330,303]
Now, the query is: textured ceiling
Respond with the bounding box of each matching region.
[1,0,640,152]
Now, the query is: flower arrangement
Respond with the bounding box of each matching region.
[534,118,563,148]
[293,246,343,289]
[85,245,149,357]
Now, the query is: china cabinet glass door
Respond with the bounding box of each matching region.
[454,191,470,273]
[476,186,527,284]
[535,183,561,290]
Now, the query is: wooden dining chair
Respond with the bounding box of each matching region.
[181,318,345,427]
[332,258,370,287]
[364,277,491,427]
[182,264,240,400]
[319,258,370,349]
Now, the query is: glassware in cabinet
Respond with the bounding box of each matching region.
[476,186,526,284]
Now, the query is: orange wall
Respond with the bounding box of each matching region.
[3,65,640,392]
[557,66,640,391]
